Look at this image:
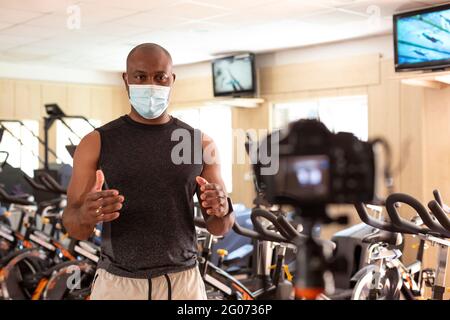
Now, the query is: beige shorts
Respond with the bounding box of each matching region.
[90,267,207,300]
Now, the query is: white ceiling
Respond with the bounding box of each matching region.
[0,0,448,71]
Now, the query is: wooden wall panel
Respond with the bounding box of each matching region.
[368,59,401,193]
[14,81,41,120]
[423,87,450,198]
[0,79,15,118]
[231,103,270,206]
[259,54,380,95]
[90,87,114,123]
[41,83,68,113]
[171,76,213,104]
[112,87,129,119]
[423,86,450,298]
[399,84,426,201]
[67,85,91,118]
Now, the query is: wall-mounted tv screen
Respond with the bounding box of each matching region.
[394,3,450,71]
[212,53,256,97]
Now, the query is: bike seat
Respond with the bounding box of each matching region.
[362,230,402,246]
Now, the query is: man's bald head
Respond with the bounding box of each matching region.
[126,43,172,70]
[123,43,176,89]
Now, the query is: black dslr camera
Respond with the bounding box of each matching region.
[252,119,376,207]
[249,119,385,299]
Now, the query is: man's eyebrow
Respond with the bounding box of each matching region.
[133,70,168,74]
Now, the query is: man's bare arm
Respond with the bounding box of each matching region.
[62,131,124,240]
[196,134,234,236]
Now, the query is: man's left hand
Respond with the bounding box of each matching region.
[196,176,228,218]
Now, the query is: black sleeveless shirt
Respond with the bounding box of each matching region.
[95,115,203,279]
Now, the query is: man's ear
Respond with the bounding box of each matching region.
[122,72,129,95]
[172,73,176,84]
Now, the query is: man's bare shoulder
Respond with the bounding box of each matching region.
[73,131,100,162]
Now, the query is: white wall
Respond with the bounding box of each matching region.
[256,34,393,67]
[174,34,394,80]
[0,61,123,86]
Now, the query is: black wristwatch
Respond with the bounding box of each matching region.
[223,197,234,217]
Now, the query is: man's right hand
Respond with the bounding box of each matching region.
[80,169,124,226]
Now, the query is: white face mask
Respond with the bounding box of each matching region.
[128,84,171,119]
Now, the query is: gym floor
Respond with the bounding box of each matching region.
[0,0,449,303]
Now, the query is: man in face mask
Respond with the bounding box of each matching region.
[62,43,235,300]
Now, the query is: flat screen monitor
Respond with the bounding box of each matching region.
[212,53,256,97]
[394,3,450,71]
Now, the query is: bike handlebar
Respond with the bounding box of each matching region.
[385,193,438,236]
[231,221,273,242]
[250,208,290,243]
[276,215,302,239]
[428,200,450,232]
[433,190,444,206]
[354,202,403,233]
[193,214,271,242]
[193,216,207,229]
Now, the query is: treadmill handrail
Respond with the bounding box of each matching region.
[23,174,50,192]
[0,150,8,169]
[37,172,67,195]
[0,187,35,206]
[0,119,64,163]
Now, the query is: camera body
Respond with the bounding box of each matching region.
[254,119,376,206]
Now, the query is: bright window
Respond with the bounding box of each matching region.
[171,106,233,192]
[273,95,368,141]
[0,121,39,177]
[56,119,101,166]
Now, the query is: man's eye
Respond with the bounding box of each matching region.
[156,74,168,82]
[135,75,146,80]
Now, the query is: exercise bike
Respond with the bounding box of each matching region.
[351,190,450,300]
[0,174,100,300]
